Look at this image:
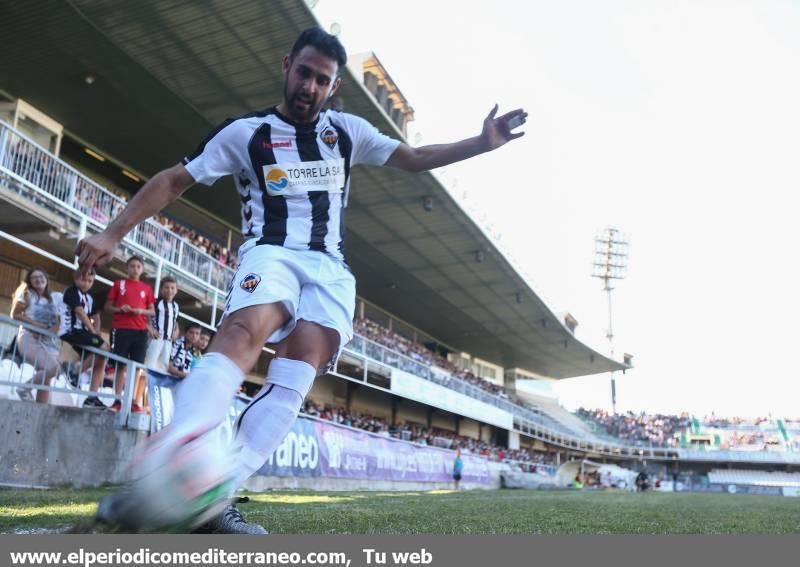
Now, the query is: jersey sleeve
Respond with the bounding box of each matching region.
[106,281,119,304]
[62,288,80,310]
[87,294,99,316]
[182,119,244,186]
[342,114,401,167]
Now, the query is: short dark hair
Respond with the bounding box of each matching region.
[290,27,347,70]
[126,255,145,266]
[160,276,177,287]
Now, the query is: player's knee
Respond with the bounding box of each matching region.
[222,319,261,349]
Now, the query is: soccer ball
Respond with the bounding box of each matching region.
[127,423,237,531]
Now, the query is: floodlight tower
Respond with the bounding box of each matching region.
[592,227,629,414]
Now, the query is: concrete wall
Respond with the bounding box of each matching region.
[0,399,147,488]
[0,398,552,492]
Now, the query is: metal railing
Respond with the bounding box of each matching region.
[0,121,581,439]
[0,121,235,293]
[346,334,583,437]
[0,123,691,458]
[0,315,141,426]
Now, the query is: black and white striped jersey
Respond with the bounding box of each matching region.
[151,298,180,340]
[59,286,96,335]
[183,107,400,262]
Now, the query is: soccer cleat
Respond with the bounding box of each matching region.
[83,396,107,409]
[192,503,268,534]
[94,491,145,533]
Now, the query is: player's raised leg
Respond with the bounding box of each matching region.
[95,301,289,532]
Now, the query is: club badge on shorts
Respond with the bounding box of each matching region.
[239,273,261,293]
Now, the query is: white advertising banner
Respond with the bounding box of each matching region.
[390,369,514,430]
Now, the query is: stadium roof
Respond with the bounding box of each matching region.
[0,0,628,378]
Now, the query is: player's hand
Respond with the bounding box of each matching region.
[480,105,527,151]
[75,231,119,275]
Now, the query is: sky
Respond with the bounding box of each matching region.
[313,0,800,417]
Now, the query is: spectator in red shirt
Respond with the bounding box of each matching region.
[105,255,155,412]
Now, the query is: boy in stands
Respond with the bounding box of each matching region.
[145,276,181,373]
[59,268,110,409]
[105,255,155,412]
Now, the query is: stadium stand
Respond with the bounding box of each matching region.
[13,1,800,494]
[708,469,800,488]
[577,408,687,447]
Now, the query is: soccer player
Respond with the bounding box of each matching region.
[78,26,525,533]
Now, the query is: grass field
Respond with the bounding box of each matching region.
[2,488,799,534]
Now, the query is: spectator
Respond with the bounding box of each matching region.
[453,448,464,490]
[168,324,201,379]
[10,268,61,404]
[145,276,181,374]
[105,255,155,412]
[59,268,110,408]
[192,330,212,369]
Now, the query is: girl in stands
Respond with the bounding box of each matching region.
[11,268,61,404]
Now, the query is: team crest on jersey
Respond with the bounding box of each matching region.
[320,127,338,149]
[239,273,261,293]
[265,168,289,192]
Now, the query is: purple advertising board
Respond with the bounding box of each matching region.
[313,420,492,484]
[148,370,492,485]
[255,418,492,484]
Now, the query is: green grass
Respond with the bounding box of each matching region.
[2,488,799,534]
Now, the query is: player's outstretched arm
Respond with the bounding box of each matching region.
[385,105,526,173]
[75,163,195,274]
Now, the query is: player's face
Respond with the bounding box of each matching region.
[282,46,341,123]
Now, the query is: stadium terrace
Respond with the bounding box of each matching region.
[1,0,799,505]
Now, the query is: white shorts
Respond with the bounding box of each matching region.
[145,338,172,373]
[222,242,356,361]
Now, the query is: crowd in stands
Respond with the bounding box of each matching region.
[353,317,506,398]
[577,408,687,447]
[6,137,239,271]
[301,399,555,471]
[579,408,800,450]
[153,213,238,268]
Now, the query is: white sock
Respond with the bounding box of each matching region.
[232,358,316,485]
[171,352,244,431]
